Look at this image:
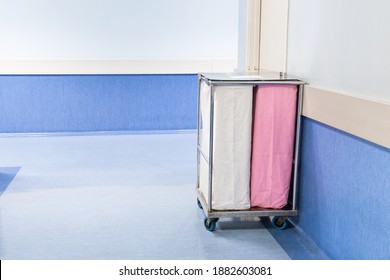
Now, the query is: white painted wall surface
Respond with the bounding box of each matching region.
[287,0,390,102]
[0,0,238,60]
[237,0,261,73]
[259,0,289,73]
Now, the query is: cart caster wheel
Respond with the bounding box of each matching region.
[271,216,287,230]
[204,217,218,232]
[197,198,203,209]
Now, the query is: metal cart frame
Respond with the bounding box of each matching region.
[196,73,305,231]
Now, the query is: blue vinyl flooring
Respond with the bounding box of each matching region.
[0,131,327,260]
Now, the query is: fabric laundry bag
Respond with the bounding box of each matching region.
[199,81,253,210]
[250,84,298,209]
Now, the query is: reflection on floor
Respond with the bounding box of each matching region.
[0,131,326,260]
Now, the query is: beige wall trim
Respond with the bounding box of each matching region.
[0,59,237,75]
[303,86,390,149]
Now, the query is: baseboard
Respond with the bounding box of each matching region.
[0,129,197,138]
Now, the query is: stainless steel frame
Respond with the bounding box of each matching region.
[196,73,305,225]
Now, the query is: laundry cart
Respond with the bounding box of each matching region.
[196,72,304,231]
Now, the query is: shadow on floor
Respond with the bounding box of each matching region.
[261,217,329,260]
[0,167,21,196]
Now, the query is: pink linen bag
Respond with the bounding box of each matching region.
[250,84,298,209]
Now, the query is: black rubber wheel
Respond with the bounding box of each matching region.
[204,217,218,232]
[197,198,203,209]
[271,216,287,230]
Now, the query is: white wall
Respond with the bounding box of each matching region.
[287,0,390,102]
[237,0,261,73]
[259,0,289,73]
[0,0,238,61]
[238,0,289,74]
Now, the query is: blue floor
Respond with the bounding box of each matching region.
[0,131,326,260]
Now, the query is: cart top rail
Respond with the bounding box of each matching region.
[199,71,305,86]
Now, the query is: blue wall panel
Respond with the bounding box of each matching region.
[0,74,198,133]
[295,118,390,259]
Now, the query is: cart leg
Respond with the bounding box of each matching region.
[204,217,219,232]
[271,216,288,230]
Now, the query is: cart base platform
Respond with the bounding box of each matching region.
[196,189,296,231]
